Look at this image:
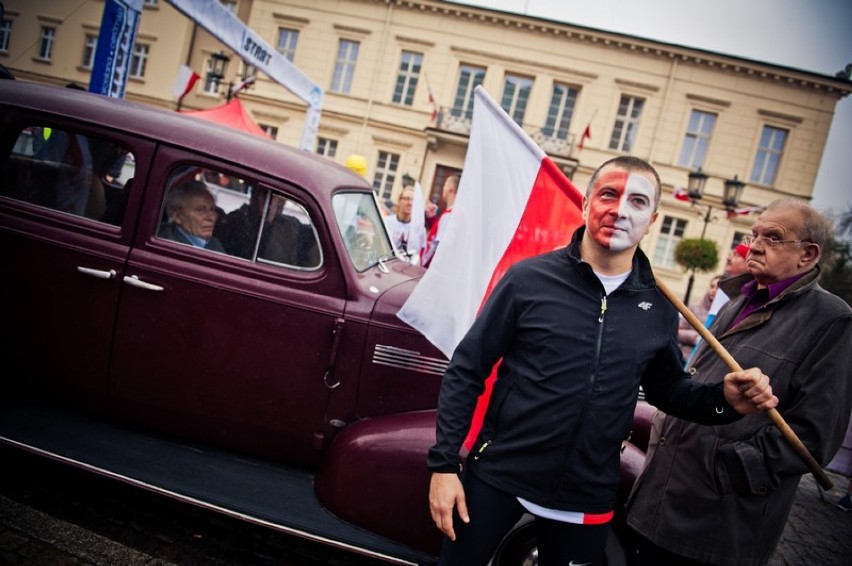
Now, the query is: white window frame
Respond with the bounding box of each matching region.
[372,151,399,202]
[316,137,338,158]
[750,125,787,186]
[678,109,717,169]
[0,19,12,53]
[501,74,533,126]
[652,215,687,269]
[38,26,56,61]
[82,34,98,69]
[392,50,422,106]
[452,64,486,119]
[609,94,644,152]
[331,39,359,94]
[276,28,299,62]
[544,82,578,140]
[129,43,149,78]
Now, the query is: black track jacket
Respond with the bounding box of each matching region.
[427,227,741,513]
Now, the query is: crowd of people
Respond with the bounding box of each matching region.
[423,155,852,566]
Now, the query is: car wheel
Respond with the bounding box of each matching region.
[489,519,628,566]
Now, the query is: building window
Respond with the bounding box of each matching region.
[372,151,399,202]
[609,95,644,152]
[501,74,533,126]
[203,56,221,95]
[316,137,338,158]
[543,83,578,139]
[331,39,359,94]
[652,216,687,269]
[276,28,299,62]
[260,124,278,139]
[750,126,787,185]
[129,43,149,78]
[82,34,98,69]
[143,0,159,6]
[678,110,716,169]
[220,1,237,13]
[392,51,422,106]
[452,64,485,119]
[38,26,56,60]
[0,19,12,53]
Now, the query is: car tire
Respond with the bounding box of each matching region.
[489,517,628,566]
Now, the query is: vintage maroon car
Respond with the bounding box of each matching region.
[0,81,651,565]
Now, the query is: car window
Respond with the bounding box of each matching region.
[1,124,134,226]
[158,165,322,270]
[333,191,393,271]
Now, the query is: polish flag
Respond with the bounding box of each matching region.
[397,86,584,448]
[172,64,200,101]
[727,205,764,218]
[578,123,592,150]
[672,185,691,201]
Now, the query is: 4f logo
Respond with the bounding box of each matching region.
[638,301,653,311]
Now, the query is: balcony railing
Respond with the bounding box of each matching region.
[435,106,575,158]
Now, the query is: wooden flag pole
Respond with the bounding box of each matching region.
[654,275,833,491]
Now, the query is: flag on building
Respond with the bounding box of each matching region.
[424,73,439,123]
[397,85,584,447]
[578,123,592,150]
[673,185,691,201]
[172,64,201,101]
[727,205,764,218]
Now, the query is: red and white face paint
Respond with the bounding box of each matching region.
[584,168,657,252]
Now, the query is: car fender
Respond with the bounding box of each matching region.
[315,409,443,556]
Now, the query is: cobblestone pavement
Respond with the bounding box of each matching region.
[1,445,849,565]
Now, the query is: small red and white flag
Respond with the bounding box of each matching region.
[578,123,592,150]
[673,185,691,201]
[397,86,584,447]
[425,74,439,123]
[172,64,200,101]
[727,205,764,218]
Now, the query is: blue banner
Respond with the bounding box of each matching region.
[89,0,143,98]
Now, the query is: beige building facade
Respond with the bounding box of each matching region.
[2,0,850,298]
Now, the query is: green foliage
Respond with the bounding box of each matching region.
[819,237,852,307]
[674,238,719,273]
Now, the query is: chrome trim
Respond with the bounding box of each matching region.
[372,344,449,377]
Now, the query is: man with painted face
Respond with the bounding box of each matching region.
[427,156,778,566]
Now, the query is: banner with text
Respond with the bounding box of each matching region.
[166,0,323,151]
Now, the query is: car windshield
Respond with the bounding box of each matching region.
[333,191,394,271]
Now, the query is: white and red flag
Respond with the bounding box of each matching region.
[672,185,691,201]
[578,123,592,150]
[727,205,764,218]
[172,64,201,101]
[397,85,584,447]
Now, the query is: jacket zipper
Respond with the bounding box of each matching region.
[550,292,608,494]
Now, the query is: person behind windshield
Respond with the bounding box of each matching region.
[159,179,225,252]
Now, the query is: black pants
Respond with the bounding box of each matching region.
[438,471,610,566]
[625,527,714,566]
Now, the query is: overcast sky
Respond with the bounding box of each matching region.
[453,0,852,214]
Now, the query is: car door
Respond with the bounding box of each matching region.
[0,115,149,411]
[108,148,347,467]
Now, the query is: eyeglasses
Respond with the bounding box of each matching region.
[740,234,811,248]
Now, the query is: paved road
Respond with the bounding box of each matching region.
[0,445,849,565]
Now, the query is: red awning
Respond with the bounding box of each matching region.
[181,98,270,138]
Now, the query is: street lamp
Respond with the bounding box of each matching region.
[681,167,746,304]
[206,51,256,101]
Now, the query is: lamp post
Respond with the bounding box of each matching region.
[206,51,256,102]
[681,167,746,304]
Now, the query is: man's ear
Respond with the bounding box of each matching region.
[582,196,588,220]
[800,243,820,267]
[645,211,659,235]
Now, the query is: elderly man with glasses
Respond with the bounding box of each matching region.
[625,198,852,566]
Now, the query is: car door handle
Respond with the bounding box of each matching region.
[123,275,164,292]
[77,266,117,280]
